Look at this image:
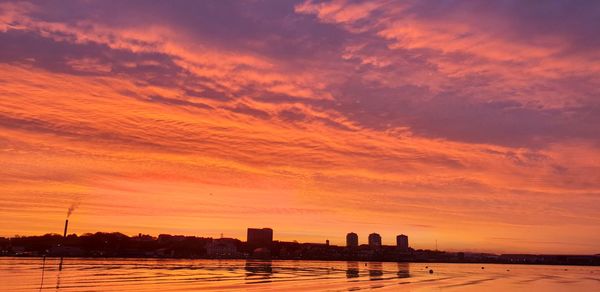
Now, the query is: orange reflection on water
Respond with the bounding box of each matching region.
[3,257,599,291]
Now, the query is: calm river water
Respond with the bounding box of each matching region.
[1,257,599,291]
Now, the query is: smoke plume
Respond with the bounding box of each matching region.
[66,202,80,218]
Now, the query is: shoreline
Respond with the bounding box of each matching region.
[3,255,599,267]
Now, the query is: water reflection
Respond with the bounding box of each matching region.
[397,262,410,279]
[346,261,359,278]
[368,262,383,280]
[3,258,598,292]
[55,267,62,291]
[245,260,272,283]
[38,256,46,292]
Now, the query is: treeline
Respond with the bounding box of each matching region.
[1,234,598,266]
[0,233,230,258]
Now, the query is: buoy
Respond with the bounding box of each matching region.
[481,267,485,269]
[429,269,433,274]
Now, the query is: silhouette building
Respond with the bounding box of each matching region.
[368,233,381,248]
[247,228,273,250]
[396,234,409,251]
[346,232,358,248]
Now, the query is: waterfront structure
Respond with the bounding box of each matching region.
[396,234,409,251]
[247,228,273,250]
[368,233,381,248]
[206,238,240,258]
[346,232,358,248]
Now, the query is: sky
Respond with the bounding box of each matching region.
[0,0,599,254]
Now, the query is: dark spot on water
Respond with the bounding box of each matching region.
[429,269,433,274]
[481,267,485,269]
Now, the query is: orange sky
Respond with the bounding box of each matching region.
[1,0,599,254]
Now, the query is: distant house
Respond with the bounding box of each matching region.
[49,245,84,257]
[11,246,26,255]
[206,238,240,258]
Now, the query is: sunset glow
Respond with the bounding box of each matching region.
[1,0,599,254]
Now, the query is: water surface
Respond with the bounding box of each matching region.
[2,257,599,291]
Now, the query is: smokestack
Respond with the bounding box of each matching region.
[63,219,69,238]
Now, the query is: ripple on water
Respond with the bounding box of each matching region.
[1,258,599,291]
